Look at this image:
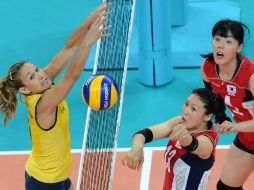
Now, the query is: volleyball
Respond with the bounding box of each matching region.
[82,74,119,111]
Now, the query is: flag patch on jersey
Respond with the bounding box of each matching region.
[227,85,236,95]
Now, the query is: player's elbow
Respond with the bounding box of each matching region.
[196,146,213,159]
[198,152,212,160]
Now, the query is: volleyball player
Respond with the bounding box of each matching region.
[201,19,254,190]
[0,3,111,190]
[122,88,230,190]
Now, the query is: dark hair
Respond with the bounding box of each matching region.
[0,61,26,126]
[192,88,231,129]
[202,19,250,60]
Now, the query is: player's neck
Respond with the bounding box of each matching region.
[188,124,207,134]
[219,58,238,81]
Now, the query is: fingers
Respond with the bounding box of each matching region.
[100,24,111,35]
[90,16,110,32]
[93,15,108,28]
[98,2,112,11]
[129,156,144,170]
[100,3,112,15]
[105,2,113,8]
[169,131,179,139]
[96,2,112,17]
[136,159,144,171]
[170,132,186,140]
[129,158,137,170]
[121,155,127,166]
[102,11,112,17]
[93,15,106,27]
[126,157,139,170]
[94,17,111,38]
[94,25,111,38]
[220,121,231,134]
[88,2,112,26]
[217,121,235,134]
[121,154,144,170]
[169,124,188,140]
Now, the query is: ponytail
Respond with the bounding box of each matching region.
[0,61,25,126]
[0,77,18,126]
[192,88,230,130]
[213,93,231,124]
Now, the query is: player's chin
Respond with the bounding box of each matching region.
[40,86,51,93]
[214,58,226,65]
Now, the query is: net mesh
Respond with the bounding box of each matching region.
[77,0,135,189]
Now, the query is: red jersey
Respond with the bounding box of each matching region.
[203,55,254,149]
[163,129,218,190]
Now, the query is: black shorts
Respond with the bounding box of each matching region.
[25,171,71,190]
[233,135,254,155]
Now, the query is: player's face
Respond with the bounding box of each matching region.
[18,63,52,95]
[212,32,242,66]
[181,94,210,131]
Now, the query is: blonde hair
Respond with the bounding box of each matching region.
[0,61,26,126]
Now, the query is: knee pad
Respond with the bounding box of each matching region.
[217,180,243,190]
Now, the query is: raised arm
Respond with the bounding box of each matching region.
[44,3,112,81]
[38,15,111,116]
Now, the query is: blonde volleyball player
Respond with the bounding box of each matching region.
[122,88,231,190]
[0,3,111,190]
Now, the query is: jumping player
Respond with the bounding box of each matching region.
[0,3,111,190]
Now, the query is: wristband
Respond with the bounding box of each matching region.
[133,128,153,144]
[181,135,198,152]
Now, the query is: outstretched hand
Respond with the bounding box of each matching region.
[87,2,112,26]
[121,146,144,171]
[63,3,112,50]
[83,13,111,47]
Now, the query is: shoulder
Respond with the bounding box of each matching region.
[238,55,254,84]
[202,59,216,74]
[25,94,43,106]
[194,129,218,144]
[240,55,253,63]
[239,55,254,70]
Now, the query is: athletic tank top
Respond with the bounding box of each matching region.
[203,55,254,149]
[24,93,71,183]
[163,129,218,190]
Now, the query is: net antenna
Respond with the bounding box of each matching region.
[76,0,136,189]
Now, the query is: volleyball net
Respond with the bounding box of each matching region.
[76,0,136,190]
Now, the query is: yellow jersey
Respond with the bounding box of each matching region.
[24,94,71,183]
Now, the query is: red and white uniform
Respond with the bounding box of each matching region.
[163,129,218,190]
[203,55,254,150]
